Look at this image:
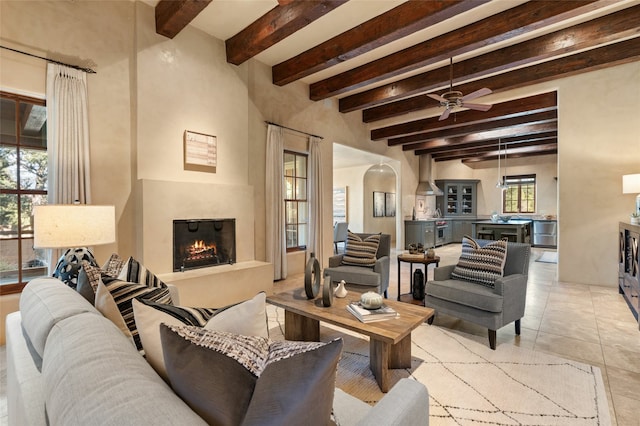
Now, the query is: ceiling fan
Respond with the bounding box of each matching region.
[427,58,493,121]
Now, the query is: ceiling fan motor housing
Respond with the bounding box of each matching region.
[441,91,464,108]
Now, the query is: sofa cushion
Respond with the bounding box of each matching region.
[342,232,381,267]
[19,278,99,360]
[133,292,268,381]
[451,236,507,288]
[160,324,342,426]
[43,313,207,426]
[95,279,173,352]
[426,278,503,313]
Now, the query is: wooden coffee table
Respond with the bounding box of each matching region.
[267,288,434,392]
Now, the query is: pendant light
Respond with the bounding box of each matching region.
[502,143,508,191]
[495,139,505,189]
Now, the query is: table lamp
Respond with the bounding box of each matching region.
[33,204,116,288]
[622,174,640,217]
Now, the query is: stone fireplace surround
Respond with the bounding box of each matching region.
[136,179,273,306]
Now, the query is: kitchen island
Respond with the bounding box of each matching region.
[472,219,532,243]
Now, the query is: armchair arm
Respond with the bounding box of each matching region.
[434,264,456,281]
[373,256,390,295]
[356,378,429,426]
[493,273,528,323]
[329,254,344,268]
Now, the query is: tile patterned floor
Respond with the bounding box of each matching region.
[276,244,640,426]
[1,244,638,425]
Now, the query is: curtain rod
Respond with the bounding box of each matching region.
[265,121,323,140]
[1,45,96,74]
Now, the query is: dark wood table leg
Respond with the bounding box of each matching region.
[284,310,319,341]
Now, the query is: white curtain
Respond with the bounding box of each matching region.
[308,136,324,267]
[45,63,92,270]
[266,124,287,280]
[46,63,92,205]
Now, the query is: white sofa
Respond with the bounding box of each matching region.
[6,277,429,425]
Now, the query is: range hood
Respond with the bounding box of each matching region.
[416,154,443,196]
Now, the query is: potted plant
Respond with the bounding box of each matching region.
[631,213,640,225]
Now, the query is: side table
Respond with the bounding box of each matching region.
[397,254,440,305]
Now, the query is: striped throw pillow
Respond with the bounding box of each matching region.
[341,232,381,267]
[118,257,166,288]
[451,236,508,288]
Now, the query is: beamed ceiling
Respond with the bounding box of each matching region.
[150,0,640,163]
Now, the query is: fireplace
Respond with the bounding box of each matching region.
[173,219,236,272]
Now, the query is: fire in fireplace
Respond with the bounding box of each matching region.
[173,219,236,272]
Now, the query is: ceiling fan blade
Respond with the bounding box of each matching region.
[461,87,492,101]
[462,102,492,112]
[438,108,451,121]
[427,93,447,103]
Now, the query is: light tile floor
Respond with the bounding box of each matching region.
[276,244,640,426]
[1,245,638,425]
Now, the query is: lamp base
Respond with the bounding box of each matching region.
[52,247,98,289]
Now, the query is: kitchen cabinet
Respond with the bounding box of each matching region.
[619,222,639,327]
[405,220,436,249]
[435,180,479,217]
[450,219,475,243]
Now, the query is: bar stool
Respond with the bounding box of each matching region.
[500,232,518,242]
[477,230,495,240]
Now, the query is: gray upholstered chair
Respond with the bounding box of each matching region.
[333,222,349,254]
[325,233,391,297]
[425,240,530,349]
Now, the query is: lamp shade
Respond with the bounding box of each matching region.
[622,174,640,194]
[33,204,116,248]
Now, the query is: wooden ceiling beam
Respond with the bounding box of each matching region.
[460,144,558,163]
[155,0,212,39]
[431,139,558,162]
[411,122,558,154]
[226,1,348,65]
[429,134,558,156]
[272,0,486,86]
[346,6,640,117]
[366,36,640,123]
[309,0,606,100]
[372,92,557,141]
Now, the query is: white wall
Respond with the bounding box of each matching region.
[333,165,369,232]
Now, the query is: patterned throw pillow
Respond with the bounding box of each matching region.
[341,231,381,267]
[95,279,172,352]
[76,255,124,304]
[160,325,342,426]
[52,247,98,289]
[133,292,269,381]
[118,257,166,288]
[451,236,508,288]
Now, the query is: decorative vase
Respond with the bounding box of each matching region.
[304,253,321,299]
[360,291,383,310]
[426,248,436,259]
[322,274,333,307]
[631,216,640,225]
[334,280,348,298]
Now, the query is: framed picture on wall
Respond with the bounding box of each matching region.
[385,192,396,217]
[184,130,217,172]
[373,191,385,217]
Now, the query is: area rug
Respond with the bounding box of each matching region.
[267,306,610,426]
[536,251,558,263]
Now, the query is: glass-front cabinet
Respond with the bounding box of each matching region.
[436,180,479,217]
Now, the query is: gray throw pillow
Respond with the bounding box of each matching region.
[160,324,342,426]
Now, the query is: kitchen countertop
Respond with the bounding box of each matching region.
[473,219,532,225]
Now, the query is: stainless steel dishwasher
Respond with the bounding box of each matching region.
[533,220,557,247]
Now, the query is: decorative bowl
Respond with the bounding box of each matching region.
[360,291,384,310]
[498,215,512,222]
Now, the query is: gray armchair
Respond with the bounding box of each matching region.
[325,233,391,298]
[425,240,530,349]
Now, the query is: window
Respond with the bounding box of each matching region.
[284,151,307,251]
[1,92,48,294]
[503,174,536,214]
